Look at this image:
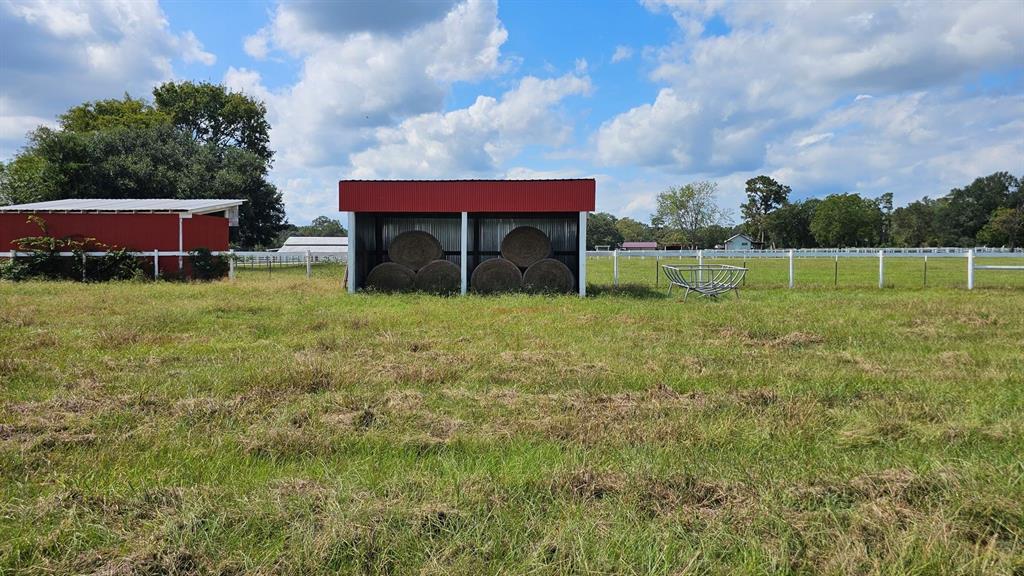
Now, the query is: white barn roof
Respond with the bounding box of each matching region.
[278,236,348,253]
[0,198,245,216]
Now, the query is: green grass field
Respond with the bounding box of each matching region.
[2,261,1022,575]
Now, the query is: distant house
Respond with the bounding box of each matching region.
[278,236,348,254]
[721,233,758,251]
[621,241,658,251]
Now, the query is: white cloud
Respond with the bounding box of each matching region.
[349,73,591,178]
[611,45,634,63]
[593,0,1024,203]
[243,28,270,59]
[0,0,214,157]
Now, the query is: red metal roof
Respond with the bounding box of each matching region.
[339,179,595,213]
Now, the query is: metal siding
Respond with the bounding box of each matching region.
[339,180,596,212]
[182,214,230,251]
[0,212,180,251]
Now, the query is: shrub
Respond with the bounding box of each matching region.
[189,248,229,281]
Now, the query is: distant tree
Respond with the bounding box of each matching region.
[693,224,737,249]
[890,198,938,247]
[586,212,623,249]
[977,207,1024,249]
[615,217,652,242]
[153,81,273,165]
[764,199,819,248]
[0,152,51,206]
[935,172,1019,246]
[875,192,894,245]
[652,181,729,248]
[810,193,882,247]
[740,175,790,245]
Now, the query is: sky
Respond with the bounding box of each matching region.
[1,0,1022,225]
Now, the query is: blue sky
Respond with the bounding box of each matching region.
[2,0,1022,224]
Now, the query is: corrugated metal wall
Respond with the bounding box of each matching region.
[340,179,595,213]
[353,212,579,289]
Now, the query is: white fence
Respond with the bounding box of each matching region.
[0,249,347,280]
[590,248,1024,290]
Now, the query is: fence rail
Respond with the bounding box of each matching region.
[1,249,347,280]
[591,248,1024,290]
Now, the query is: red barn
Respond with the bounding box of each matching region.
[339,179,596,295]
[0,199,244,274]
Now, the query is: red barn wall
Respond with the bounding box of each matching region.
[182,214,229,251]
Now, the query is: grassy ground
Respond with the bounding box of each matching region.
[1,262,1022,575]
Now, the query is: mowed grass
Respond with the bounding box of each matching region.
[1,262,1022,575]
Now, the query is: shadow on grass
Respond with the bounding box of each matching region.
[586,283,669,299]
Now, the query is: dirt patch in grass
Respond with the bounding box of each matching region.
[550,468,739,516]
[718,328,825,348]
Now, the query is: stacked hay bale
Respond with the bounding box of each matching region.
[365,230,459,294]
[469,226,574,294]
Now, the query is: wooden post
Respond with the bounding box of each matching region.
[81,252,87,282]
[923,255,928,286]
[834,255,838,288]
[655,256,659,287]
[228,249,236,280]
[153,250,159,280]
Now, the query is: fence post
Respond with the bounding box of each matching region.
[655,256,659,287]
[81,252,87,282]
[878,250,884,289]
[698,250,704,283]
[967,249,974,290]
[923,255,928,286]
[613,249,619,287]
[834,255,839,287]
[305,249,312,279]
[153,250,159,280]
[228,250,236,280]
[788,249,794,289]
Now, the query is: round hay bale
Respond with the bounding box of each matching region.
[523,258,575,293]
[414,259,460,295]
[471,258,523,294]
[500,226,551,268]
[365,262,415,292]
[388,230,443,271]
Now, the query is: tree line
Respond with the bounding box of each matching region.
[588,173,1023,250]
[0,84,288,248]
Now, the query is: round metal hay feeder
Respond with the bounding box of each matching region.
[500,226,551,268]
[366,262,415,292]
[414,259,460,294]
[523,258,574,293]
[471,257,523,294]
[388,230,443,271]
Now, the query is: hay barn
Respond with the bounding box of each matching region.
[0,199,244,274]
[338,179,595,296]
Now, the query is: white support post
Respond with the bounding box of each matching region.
[460,212,468,295]
[153,250,159,279]
[578,211,587,297]
[967,249,974,290]
[178,215,185,271]
[305,249,312,279]
[698,249,704,283]
[788,249,795,289]
[613,249,619,287]
[347,212,356,293]
[81,252,87,282]
[228,249,236,280]
[878,249,885,289]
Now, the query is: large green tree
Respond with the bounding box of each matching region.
[652,181,728,248]
[586,212,623,249]
[764,199,819,248]
[935,172,1019,246]
[154,81,273,165]
[810,193,883,247]
[615,217,652,242]
[0,83,287,248]
[740,175,790,245]
[890,198,938,247]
